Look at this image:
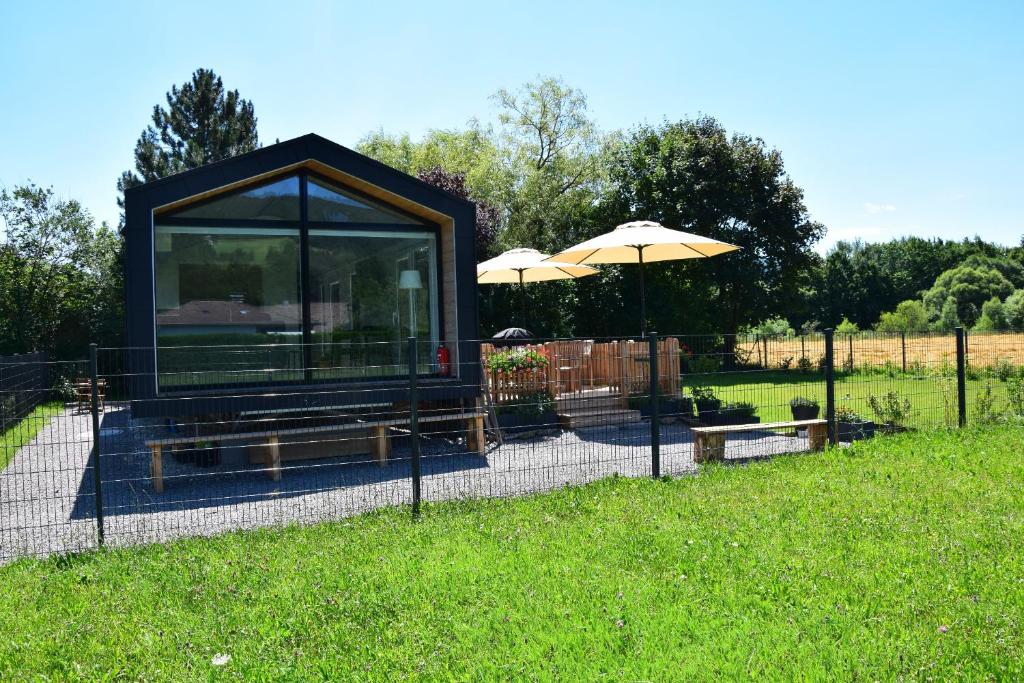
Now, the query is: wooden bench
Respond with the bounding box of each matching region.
[691,419,827,464]
[144,411,486,493]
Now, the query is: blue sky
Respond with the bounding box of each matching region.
[1,0,1021,253]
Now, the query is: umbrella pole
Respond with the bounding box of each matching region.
[638,246,646,337]
[518,269,527,329]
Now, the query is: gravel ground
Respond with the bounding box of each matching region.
[1,406,812,563]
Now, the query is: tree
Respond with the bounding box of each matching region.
[934,297,962,332]
[875,299,930,333]
[0,184,121,356]
[923,264,1014,328]
[1004,290,1024,329]
[973,296,1008,331]
[117,68,259,217]
[835,317,860,335]
[594,116,824,340]
[416,166,500,258]
[742,317,794,337]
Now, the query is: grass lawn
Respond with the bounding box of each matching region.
[0,401,62,471]
[691,369,1018,427]
[2,426,1023,679]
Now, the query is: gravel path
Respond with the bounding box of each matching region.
[1,406,811,562]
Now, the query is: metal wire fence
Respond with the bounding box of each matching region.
[2,327,1023,563]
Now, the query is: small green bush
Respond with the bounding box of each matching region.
[867,390,913,428]
[790,396,819,409]
[991,358,1015,382]
[973,383,1001,425]
[690,356,722,374]
[1007,377,1024,418]
[796,356,813,373]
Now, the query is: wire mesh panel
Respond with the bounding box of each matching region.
[1,329,1022,564]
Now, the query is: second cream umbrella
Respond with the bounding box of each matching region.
[547,221,739,336]
[477,248,599,328]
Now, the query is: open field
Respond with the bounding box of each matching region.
[736,330,1024,371]
[0,402,62,471]
[1,426,1022,679]
[693,369,1019,426]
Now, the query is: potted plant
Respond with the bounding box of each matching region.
[836,406,875,442]
[790,396,820,421]
[711,401,760,426]
[495,390,558,436]
[690,385,722,424]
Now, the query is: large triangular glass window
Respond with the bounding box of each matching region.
[171,175,300,221]
[307,177,422,224]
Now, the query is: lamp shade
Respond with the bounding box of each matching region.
[398,269,423,290]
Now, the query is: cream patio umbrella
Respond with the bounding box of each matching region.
[477,247,599,328]
[546,220,739,336]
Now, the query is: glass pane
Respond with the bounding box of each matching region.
[170,176,300,221]
[154,224,303,387]
[307,177,422,224]
[308,229,438,379]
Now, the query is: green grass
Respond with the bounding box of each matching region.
[1,426,1023,678]
[0,401,62,470]
[691,369,1018,427]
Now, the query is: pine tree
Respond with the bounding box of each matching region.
[117,68,259,219]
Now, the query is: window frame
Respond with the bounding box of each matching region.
[152,168,446,392]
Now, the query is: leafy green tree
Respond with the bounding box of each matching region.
[1004,290,1024,329]
[117,68,259,217]
[923,264,1014,328]
[593,116,824,341]
[0,184,121,356]
[835,317,860,335]
[742,317,794,337]
[973,296,1008,331]
[875,299,930,333]
[934,296,962,332]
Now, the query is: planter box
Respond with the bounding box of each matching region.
[791,405,821,421]
[638,398,693,419]
[837,420,876,442]
[700,412,761,427]
[496,411,558,435]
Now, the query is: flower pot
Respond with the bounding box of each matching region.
[837,420,876,442]
[790,404,821,421]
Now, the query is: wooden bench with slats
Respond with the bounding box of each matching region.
[144,411,486,493]
[691,419,827,464]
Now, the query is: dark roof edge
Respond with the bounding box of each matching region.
[122,133,476,209]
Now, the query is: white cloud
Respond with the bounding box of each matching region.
[863,202,896,214]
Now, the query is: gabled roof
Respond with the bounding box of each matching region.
[124,133,475,217]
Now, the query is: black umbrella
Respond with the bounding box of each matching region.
[491,327,534,347]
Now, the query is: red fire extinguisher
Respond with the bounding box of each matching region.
[436,343,451,376]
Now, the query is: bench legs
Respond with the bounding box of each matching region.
[370,425,390,465]
[694,432,726,464]
[466,415,485,454]
[150,444,164,493]
[807,422,827,451]
[265,435,281,482]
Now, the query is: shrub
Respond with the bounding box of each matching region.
[875,299,930,333]
[722,401,758,419]
[836,406,865,422]
[486,348,548,373]
[1007,377,1024,418]
[866,391,913,428]
[690,356,721,375]
[790,396,819,409]
[816,354,828,373]
[973,383,1001,425]
[836,317,860,336]
[498,390,555,418]
[51,376,77,404]
[796,355,813,373]
[991,358,1015,382]
[779,355,794,370]
[690,385,722,413]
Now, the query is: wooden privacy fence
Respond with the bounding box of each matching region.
[481,338,682,403]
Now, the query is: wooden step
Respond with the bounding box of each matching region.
[558,408,642,430]
[555,394,624,412]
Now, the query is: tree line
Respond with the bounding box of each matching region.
[2,69,1020,360]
